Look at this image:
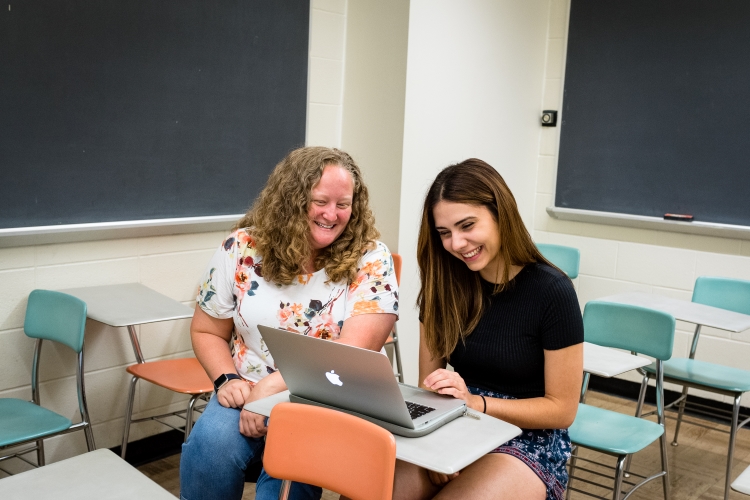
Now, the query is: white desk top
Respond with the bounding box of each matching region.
[582,342,650,378]
[244,391,522,475]
[732,464,750,495]
[0,449,175,499]
[599,291,750,333]
[60,283,194,327]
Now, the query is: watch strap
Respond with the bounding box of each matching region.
[213,373,241,392]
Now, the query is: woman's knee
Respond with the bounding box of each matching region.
[392,460,439,500]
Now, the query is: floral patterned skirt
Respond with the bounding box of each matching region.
[468,386,571,500]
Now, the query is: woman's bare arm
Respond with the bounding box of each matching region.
[486,343,582,428]
[338,313,397,351]
[190,306,235,379]
[418,323,447,388]
[423,343,583,429]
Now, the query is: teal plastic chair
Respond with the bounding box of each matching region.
[536,243,580,279]
[568,301,675,500]
[0,290,96,470]
[636,276,750,500]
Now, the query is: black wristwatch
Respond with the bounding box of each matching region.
[213,373,241,392]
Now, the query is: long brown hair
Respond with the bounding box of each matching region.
[417,159,558,360]
[234,147,379,285]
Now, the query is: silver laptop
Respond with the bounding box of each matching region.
[258,325,467,437]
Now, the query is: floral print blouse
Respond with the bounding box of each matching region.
[197,229,399,383]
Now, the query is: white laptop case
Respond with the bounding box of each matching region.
[258,325,467,437]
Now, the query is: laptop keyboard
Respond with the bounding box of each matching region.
[405,401,436,420]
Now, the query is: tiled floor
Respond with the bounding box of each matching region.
[137,390,750,499]
[138,453,339,500]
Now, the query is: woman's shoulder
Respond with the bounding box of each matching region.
[352,241,396,283]
[220,228,259,253]
[522,262,574,294]
[359,240,392,260]
[527,261,566,279]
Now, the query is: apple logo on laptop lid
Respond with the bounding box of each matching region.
[325,370,343,386]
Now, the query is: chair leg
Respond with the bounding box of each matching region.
[392,328,404,384]
[566,445,579,500]
[36,439,45,467]
[580,372,591,403]
[659,431,671,499]
[672,385,690,446]
[121,375,139,459]
[635,374,648,418]
[184,394,201,440]
[625,374,649,476]
[724,394,742,500]
[278,479,292,500]
[84,423,96,452]
[613,455,626,500]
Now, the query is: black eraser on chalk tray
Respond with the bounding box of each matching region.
[664,213,694,221]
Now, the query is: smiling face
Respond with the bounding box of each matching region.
[432,200,504,282]
[308,164,354,252]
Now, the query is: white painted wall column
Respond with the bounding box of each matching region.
[397,0,551,384]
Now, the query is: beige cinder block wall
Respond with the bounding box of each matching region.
[534,0,750,406]
[0,0,349,472]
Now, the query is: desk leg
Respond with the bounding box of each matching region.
[725,394,742,500]
[127,325,145,364]
[121,375,139,459]
[580,373,590,403]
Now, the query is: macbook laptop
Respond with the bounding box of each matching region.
[257,325,467,437]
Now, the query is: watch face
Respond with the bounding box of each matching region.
[214,374,229,391]
[214,373,239,391]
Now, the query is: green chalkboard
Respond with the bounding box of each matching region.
[0,0,309,229]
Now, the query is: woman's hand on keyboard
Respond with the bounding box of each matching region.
[423,369,484,412]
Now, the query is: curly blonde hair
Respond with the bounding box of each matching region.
[234,147,379,285]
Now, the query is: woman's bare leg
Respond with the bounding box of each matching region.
[392,459,441,500]
[434,453,547,500]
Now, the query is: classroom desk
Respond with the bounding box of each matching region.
[59,283,194,363]
[582,342,650,378]
[598,291,750,333]
[0,449,174,499]
[244,391,522,475]
[732,464,750,495]
[599,292,750,500]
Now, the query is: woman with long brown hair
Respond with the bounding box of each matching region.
[393,159,583,500]
[181,147,399,500]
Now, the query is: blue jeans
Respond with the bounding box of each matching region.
[180,395,322,500]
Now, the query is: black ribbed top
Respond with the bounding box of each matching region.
[448,263,583,399]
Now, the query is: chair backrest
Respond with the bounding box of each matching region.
[536,243,580,279]
[391,253,402,286]
[583,301,675,360]
[24,290,88,353]
[264,402,396,500]
[692,276,750,316]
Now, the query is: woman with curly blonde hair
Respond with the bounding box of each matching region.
[181,147,399,500]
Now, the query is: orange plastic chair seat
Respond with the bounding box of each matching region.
[126,357,213,394]
[265,402,396,500]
